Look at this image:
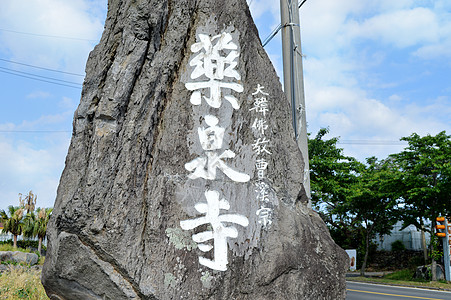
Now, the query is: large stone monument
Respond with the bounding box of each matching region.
[42,0,348,299]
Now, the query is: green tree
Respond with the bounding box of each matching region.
[22,211,36,239]
[0,206,24,248]
[350,157,400,276]
[391,131,451,228]
[390,131,451,279]
[33,207,52,255]
[308,128,364,250]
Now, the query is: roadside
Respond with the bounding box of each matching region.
[346,272,451,291]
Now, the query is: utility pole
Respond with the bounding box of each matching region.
[280,0,311,206]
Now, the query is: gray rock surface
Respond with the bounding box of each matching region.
[0,251,12,262]
[0,251,39,266]
[413,264,445,281]
[0,264,7,273]
[42,0,348,299]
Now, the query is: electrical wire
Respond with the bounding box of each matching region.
[262,24,282,47]
[0,69,82,89]
[0,58,84,77]
[338,140,408,145]
[0,66,82,85]
[299,0,307,8]
[0,28,98,42]
[262,0,308,47]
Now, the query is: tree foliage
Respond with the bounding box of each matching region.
[1,192,52,254]
[309,129,400,273]
[0,206,24,248]
[309,129,450,276]
[33,207,53,255]
[390,131,451,230]
[309,128,363,250]
[349,157,400,275]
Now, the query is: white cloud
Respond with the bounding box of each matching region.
[413,18,451,60]
[0,1,104,211]
[0,134,69,211]
[58,97,77,110]
[305,69,451,160]
[304,57,358,87]
[388,94,402,101]
[26,91,52,99]
[248,0,279,20]
[246,0,450,163]
[0,0,106,74]
[346,7,439,48]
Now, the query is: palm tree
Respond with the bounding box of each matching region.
[33,207,52,255]
[0,206,24,248]
[22,211,36,239]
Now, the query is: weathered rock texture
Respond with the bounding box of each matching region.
[0,251,39,266]
[42,0,348,299]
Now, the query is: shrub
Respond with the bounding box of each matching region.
[391,240,406,251]
[384,268,415,281]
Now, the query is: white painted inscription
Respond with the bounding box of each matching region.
[252,137,272,155]
[180,31,250,272]
[184,114,250,182]
[184,150,250,182]
[185,33,243,109]
[180,190,249,271]
[250,84,273,229]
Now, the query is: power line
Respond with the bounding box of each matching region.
[262,24,282,47]
[0,69,82,89]
[262,0,308,47]
[0,58,84,77]
[338,140,408,145]
[0,28,98,42]
[0,66,82,85]
[299,0,307,8]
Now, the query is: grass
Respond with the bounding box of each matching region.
[348,269,451,290]
[0,246,48,299]
[0,244,32,253]
[382,268,420,281]
[0,267,49,300]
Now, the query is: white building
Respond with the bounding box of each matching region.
[374,221,431,251]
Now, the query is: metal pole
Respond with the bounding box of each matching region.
[444,218,451,281]
[280,0,311,206]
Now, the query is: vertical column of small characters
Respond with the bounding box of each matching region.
[249,84,273,229]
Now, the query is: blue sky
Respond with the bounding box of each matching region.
[0,0,450,210]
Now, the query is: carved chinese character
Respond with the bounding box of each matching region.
[180,190,249,271]
[185,115,250,182]
[249,96,269,117]
[185,150,250,182]
[255,181,270,203]
[252,137,271,155]
[252,118,268,135]
[255,158,268,179]
[198,115,225,151]
[252,84,269,96]
[256,205,272,228]
[185,33,243,109]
